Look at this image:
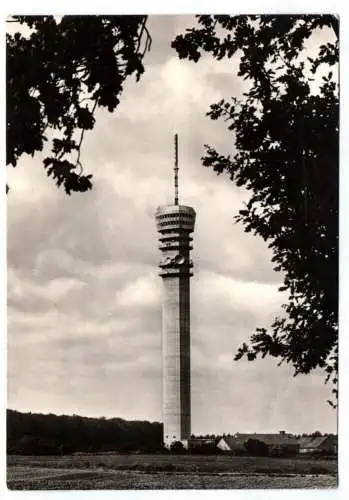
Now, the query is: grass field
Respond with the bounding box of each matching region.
[7,454,338,490]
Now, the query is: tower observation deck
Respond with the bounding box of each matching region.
[155,135,196,448]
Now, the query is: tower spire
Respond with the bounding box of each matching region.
[174,133,179,205]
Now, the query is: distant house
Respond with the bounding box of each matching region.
[217,432,299,456]
[188,438,217,447]
[188,438,218,453]
[299,435,337,455]
[216,435,246,454]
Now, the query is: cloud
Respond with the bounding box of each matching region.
[7,15,336,433]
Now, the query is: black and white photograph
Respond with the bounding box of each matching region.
[5,9,339,491]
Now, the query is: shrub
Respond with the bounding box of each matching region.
[170,441,185,454]
[245,438,269,457]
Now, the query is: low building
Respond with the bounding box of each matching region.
[299,435,337,455]
[188,438,219,453]
[216,435,246,454]
[217,432,300,456]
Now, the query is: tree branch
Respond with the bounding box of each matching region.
[75,99,98,170]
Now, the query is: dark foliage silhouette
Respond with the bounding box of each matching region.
[245,438,270,457]
[170,440,186,454]
[7,15,151,194]
[7,409,162,454]
[173,15,339,404]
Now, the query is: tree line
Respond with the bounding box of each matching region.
[7,409,336,456]
[7,409,163,455]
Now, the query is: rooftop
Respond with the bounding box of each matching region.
[155,204,196,216]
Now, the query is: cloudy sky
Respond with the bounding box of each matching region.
[7,15,337,435]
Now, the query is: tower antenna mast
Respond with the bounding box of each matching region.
[174,133,179,205]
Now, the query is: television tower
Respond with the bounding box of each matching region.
[155,134,196,449]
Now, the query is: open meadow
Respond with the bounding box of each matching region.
[7,454,337,490]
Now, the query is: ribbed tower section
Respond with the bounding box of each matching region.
[155,204,196,449]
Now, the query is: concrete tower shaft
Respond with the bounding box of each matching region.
[155,204,196,448]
